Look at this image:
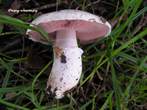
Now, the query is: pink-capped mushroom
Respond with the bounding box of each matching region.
[26,9,111,99]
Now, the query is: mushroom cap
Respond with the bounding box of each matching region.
[26,9,111,44]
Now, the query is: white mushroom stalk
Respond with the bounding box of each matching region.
[46,29,83,99]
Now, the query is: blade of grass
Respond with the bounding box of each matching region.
[80,99,93,110]
[132,6,147,21]
[0,31,21,36]
[112,28,147,57]
[139,56,147,72]
[109,59,121,110]
[0,58,14,98]
[92,94,97,110]
[31,61,51,108]
[81,28,147,87]
[80,54,106,86]
[122,70,139,106]
[99,92,113,110]
[115,0,142,36]
[0,58,28,81]
[0,85,31,93]
[0,15,51,44]
[0,99,30,110]
[33,104,71,110]
[111,0,142,49]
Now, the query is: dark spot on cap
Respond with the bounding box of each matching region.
[60,77,63,82]
[76,78,78,80]
[54,87,57,93]
[61,53,67,63]
[100,17,107,23]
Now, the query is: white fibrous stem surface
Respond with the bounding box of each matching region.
[46,29,83,99]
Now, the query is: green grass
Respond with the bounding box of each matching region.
[0,0,147,110]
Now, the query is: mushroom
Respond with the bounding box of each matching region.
[26,9,111,99]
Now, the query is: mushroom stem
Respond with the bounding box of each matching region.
[55,29,78,48]
[46,29,83,99]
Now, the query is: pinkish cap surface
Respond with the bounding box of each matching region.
[26,9,111,44]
